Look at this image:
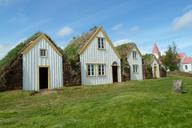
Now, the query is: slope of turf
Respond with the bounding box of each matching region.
[0,76,192,128]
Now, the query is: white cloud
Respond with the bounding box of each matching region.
[0,38,26,60]
[0,44,12,59]
[57,26,73,37]
[111,24,123,31]
[171,10,192,31]
[129,26,140,33]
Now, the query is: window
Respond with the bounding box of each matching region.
[40,49,47,57]
[133,65,138,73]
[98,64,105,76]
[185,65,188,70]
[133,51,137,59]
[98,37,105,49]
[87,64,95,76]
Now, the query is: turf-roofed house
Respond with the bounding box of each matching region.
[0,32,63,91]
[116,43,143,80]
[142,54,161,79]
[64,26,122,85]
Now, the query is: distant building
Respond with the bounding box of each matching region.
[177,52,192,73]
[143,54,161,79]
[152,43,161,59]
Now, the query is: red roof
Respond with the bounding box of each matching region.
[177,52,185,59]
[152,43,160,54]
[183,57,192,64]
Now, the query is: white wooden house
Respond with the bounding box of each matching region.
[177,53,192,73]
[150,56,160,78]
[21,33,63,91]
[143,54,161,79]
[64,26,122,85]
[116,43,143,80]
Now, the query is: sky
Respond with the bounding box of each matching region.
[0,0,192,59]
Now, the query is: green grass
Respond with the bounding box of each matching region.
[0,76,192,128]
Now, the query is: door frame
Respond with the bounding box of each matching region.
[153,65,157,78]
[38,65,51,90]
[112,65,118,83]
[112,61,119,83]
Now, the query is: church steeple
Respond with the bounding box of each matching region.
[152,43,161,59]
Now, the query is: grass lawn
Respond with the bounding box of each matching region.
[0,76,192,128]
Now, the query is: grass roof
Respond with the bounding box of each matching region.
[142,54,157,65]
[0,32,62,71]
[63,26,99,64]
[116,43,136,59]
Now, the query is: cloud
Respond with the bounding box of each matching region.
[129,26,140,33]
[171,10,192,31]
[57,26,73,37]
[0,38,26,59]
[0,44,12,59]
[111,24,123,31]
[183,4,192,12]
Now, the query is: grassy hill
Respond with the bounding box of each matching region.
[0,76,192,128]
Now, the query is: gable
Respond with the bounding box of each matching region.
[78,28,121,59]
[127,45,142,58]
[21,34,62,57]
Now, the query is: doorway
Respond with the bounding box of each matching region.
[112,61,118,83]
[154,65,157,78]
[39,67,49,89]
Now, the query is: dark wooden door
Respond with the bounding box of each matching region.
[112,66,118,83]
[39,67,48,89]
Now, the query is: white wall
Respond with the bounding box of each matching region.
[151,60,160,78]
[183,64,192,72]
[127,48,143,80]
[179,57,186,72]
[80,31,121,85]
[22,38,63,91]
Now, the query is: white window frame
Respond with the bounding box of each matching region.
[87,64,96,76]
[133,51,137,59]
[97,37,105,49]
[40,49,47,57]
[98,64,106,76]
[133,65,138,73]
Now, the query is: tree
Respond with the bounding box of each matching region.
[162,43,180,71]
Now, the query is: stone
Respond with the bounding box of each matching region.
[173,80,183,93]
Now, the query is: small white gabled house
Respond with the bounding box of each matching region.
[150,56,160,78]
[116,43,143,80]
[65,26,122,85]
[177,53,192,73]
[143,54,161,79]
[21,33,63,91]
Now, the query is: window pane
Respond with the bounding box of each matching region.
[101,38,104,48]
[98,65,101,75]
[98,38,101,49]
[91,64,94,75]
[102,65,105,75]
[40,49,46,57]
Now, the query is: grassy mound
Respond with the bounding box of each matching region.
[0,76,192,127]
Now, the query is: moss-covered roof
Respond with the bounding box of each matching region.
[142,54,159,65]
[116,43,137,59]
[63,26,99,64]
[0,32,62,71]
